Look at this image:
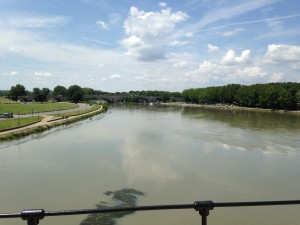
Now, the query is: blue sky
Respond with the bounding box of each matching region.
[0,0,299,92]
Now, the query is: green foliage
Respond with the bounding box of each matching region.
[68,85,83,103]
[53,85,68,96]
[9,84,26,101]
[33,87,49,103]
[183,82,300,110]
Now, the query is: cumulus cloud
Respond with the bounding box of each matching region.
[264,44,300,63]
[173,61,188,68]
[121,6,189,61]
[121,35,143,47]
[98,63,106,68]
[185,32,194,37]
[270,72,284,82]
[169,40,190,46]
[10,71,18,76]
[159,2,167,7]
[32,72,52,77]
[8,46,22,53]
[109,74,121,79]
[96,20,109,30]
[207,44,219,53]
[238,66,266,78]
[221,49,251,65]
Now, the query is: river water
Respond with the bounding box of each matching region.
[0,104,299,225]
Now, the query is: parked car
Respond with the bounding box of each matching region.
[3,113,13,118]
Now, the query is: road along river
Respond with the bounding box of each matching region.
[0,104,299,225]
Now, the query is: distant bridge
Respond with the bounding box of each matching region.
[93,95,160,103]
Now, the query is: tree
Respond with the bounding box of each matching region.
[53,85,68,97]
[82,87,95,102]
[10,84,26,101]
[33,87,48,103]
[68,85,83,103]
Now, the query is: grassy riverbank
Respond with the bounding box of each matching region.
[49,104,102,117]
[0,104,108,142]
[0,117,42,131]
[0,102,77,114]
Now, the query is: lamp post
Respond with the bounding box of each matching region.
[18,112,20,127]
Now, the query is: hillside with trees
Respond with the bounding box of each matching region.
[182,82,300,110]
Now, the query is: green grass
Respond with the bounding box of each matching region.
[0,117,42,131]
[0,102,77,114]
[50,104,102,117]
[0,97,16,104]
[0,105,108,142]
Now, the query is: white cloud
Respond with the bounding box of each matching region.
[109,74,121,79]
[173,61,188,68]
[159,2,167,7]
[109,13,122,26]
[8,46,22,53]
[121,6,189,61]
[221,49,251,65]
[121,35,143,47]
[264,44,300,63]
[265,19,283,29]
[270,72,284,82]
[221,28,245,36]
[10,71,18,76]
[96,20,109,30]
[98,63,106,68]
[185,32,194,37]
[207,44,219,53]
[169,40,190,46]
[33,72,52,77]
[8,15,69,28]
[238,66,266,78]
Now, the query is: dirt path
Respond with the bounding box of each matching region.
[0,106,103,136]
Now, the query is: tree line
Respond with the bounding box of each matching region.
[182,82,300,110]
[1,84,89,104]
[1,84,182,104]
[1,82,299,110]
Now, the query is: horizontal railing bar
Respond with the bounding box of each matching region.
[214,200,300,208]
[0,213,22,219]
[45,204,194,217]
[1,200,300,219]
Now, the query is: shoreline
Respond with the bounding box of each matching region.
[0,105,107,142]
[161,102,300,115]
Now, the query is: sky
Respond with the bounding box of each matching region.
[0,0,300,92]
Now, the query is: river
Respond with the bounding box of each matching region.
[0,104,299,225]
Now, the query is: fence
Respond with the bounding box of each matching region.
[0,200,300,225]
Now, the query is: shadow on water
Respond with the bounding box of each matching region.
[80,188,144,225]
[180,107,300,132]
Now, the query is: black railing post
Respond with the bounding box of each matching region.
[194,201,214,225]
[21,209,44,225]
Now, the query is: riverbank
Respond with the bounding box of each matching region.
[161,102,300,115]
[0,104,107,142]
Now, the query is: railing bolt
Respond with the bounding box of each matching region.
[21,209,45,225]
[194,201,214,225]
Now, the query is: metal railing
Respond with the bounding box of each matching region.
[1,200,300,225]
